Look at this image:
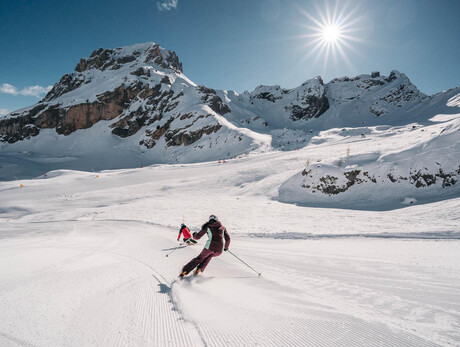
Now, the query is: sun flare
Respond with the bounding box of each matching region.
[296,1,363,68]
[322,25,341,43]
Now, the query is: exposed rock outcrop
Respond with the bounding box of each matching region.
[286,78,329,121]
[287,94,330,121]
[197,86,231,115]
[0,83,147,141]
[299,164,460,196]
[165,123,222,146]
[301,168,377,195]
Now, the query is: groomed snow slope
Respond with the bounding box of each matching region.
[1,221,458,346]
[1,123,459,346]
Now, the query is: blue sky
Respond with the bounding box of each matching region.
[1,0,459,115]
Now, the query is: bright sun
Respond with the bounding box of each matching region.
[322,25,341,43]
[297,1,363,67]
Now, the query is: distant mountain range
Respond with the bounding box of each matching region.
[0,42,459,205]
[1,42,458,152]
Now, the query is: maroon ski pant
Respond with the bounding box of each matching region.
[182,248,222,274]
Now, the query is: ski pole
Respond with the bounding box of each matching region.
[166,244,184,257]
[227,250,261,277]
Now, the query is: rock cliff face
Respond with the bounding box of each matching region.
[223,76,330,128]
[0,43,232,152]
[1,82,152,141]
[248,77,330,121]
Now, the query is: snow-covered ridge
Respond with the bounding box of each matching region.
[0,42,268,166]
[0,41,459,205]
[220,70,430,133]
[278,114,460,209]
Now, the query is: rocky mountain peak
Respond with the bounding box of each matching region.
[74,42,183,74]
[302,76,324,86]
[42,42,183,103]
[241,77,329,122]
[386,70,405,82]
[325,70,427,117]
[328,70,420,92]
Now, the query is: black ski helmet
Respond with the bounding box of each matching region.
[209,214,219,222]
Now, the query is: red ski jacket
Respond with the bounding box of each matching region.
[193,221,230,252]
[178,226,192,241]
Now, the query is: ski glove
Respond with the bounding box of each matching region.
[224,248,228,251]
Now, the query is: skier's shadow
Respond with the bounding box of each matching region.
[158,283,170,294]
[155,280,180,313]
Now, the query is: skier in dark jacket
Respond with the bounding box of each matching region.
[180,215,230,277]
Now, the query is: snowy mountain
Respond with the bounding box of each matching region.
[0,42,459,208]
[219,70,429,132]
[0,43,270,166]
[0,42,456,154]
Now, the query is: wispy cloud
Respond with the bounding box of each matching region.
[157,0,178,11]
[0,108,9,116]
[0,83,52,98]
[0,83,18,95]
[20,85,52,97]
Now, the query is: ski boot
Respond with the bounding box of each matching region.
[194,267,202,275]
[179,271,188,278]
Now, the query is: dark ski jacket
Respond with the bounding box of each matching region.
[193,221,230,252]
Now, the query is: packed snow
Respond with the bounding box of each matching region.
[1,42,459,346]
[1,121,459,346]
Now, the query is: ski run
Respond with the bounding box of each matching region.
[1,118,459,346]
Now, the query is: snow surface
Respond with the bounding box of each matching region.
[1,133,459,346]
[1,43,459,346]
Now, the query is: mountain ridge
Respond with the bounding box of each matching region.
[1,42,457,146]
[0,42,459,205]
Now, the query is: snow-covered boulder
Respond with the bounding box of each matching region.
[278,116,460,209]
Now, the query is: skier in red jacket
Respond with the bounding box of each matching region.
[180,215,230,277]
[178,224,197,245]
